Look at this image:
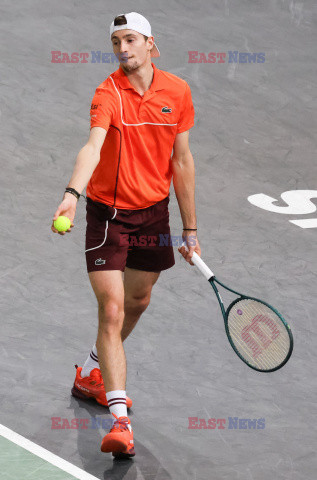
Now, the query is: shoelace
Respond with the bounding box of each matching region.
[110,413,130,432]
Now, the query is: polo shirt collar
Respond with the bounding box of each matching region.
[116,63,165,93]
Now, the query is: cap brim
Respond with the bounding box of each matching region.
[151,42,160,58]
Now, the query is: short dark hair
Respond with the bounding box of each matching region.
[113,15,148,41]
[114,15,127,26]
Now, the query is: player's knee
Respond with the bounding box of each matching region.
[125,293,151,317]
[98,299,124,335]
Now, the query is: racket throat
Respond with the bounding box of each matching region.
[209,279,226,318]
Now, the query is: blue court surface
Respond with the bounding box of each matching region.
[1,1,316,479]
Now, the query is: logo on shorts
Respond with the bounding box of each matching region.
[95,258,106,265]
[161,106,172,113]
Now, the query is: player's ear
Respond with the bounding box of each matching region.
[146,36,155,52]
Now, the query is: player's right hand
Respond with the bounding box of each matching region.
[51,193,77,236]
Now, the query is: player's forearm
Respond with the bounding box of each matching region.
[66,144,101,194]
[171,152,197,229]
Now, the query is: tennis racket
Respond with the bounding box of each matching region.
[181,243,293,372]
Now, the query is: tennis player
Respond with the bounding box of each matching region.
[51,12,201,458]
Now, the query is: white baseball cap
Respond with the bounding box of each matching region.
[110,12,160,58]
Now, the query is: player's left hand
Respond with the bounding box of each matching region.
[178,231,201,266]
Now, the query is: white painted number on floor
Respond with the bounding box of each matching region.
[247,190,317,228]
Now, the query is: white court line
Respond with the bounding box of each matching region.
[0,424,99,480]
[289,218,317,228]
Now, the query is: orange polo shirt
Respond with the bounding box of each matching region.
[86,62,195,209]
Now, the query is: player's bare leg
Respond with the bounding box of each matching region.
[88,271,133,457]
[121,268,160,341]
[88,270,126,391]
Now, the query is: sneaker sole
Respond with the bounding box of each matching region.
[112,449,135,459]
[71,385,106,406]
[101,439,135,457]
[71,385,132,409]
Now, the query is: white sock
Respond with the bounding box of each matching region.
[106,390,128,420]
[81,344,100,377]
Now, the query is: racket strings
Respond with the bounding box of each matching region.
[229,312,289,368]
[227,299,291,370]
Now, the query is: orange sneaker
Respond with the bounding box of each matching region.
[101,413,135,458]
[71,366,132,409]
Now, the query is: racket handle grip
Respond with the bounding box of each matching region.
[181,242,214,280]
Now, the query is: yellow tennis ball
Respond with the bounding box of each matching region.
[54,216,71,232]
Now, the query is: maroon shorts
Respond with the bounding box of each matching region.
[85,196,175,273]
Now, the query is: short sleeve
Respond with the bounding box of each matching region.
[90,87,116,131]
[177,83,195,133]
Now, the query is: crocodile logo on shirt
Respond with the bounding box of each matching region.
[95,258,106,265]
[161,106,172,113]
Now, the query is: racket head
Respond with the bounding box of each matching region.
[224,297,293,372]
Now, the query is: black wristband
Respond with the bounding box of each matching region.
[65,187,80,200]
[183,228,197,231]
[65,188,87,202]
